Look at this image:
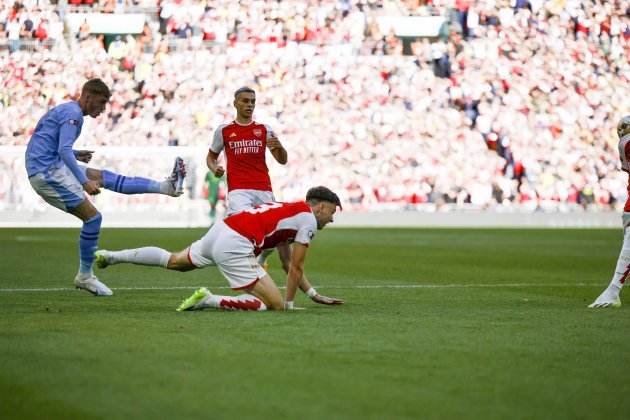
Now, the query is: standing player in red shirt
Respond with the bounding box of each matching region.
[206,86,287,215]
[95,186,345,311]
[206,87,318,297]
[589,115,630,308]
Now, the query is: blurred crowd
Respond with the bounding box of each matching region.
[1,0,629,212]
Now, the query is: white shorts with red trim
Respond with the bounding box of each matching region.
[226,189,275,216]
[188,220,267,290]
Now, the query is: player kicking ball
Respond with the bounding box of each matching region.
[25,78,186,296]
[95,186,345,311]
[589,115,630,309]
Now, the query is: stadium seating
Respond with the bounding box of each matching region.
[1,0,628,211]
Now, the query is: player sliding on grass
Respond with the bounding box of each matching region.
[25,78,186,297]
[95,186,345,311]
[589,115,630,309]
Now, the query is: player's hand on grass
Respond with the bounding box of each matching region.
[75,150,94,163]
[213,165,225,178]
[83,180,101,195]
[311,293,344,305]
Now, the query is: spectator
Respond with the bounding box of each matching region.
[0,0,628,213]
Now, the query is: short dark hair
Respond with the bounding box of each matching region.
[234,86,255,99]
[82,78,111,98]
[306,186,342,210]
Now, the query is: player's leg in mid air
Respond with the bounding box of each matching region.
[28,165,111,296]
[86,156,186,197]
[589,214,630,308]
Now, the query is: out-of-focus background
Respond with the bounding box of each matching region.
[1,0,628,226]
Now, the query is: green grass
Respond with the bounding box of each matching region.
[1,227,629,420]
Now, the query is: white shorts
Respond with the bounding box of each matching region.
[226,189,275,216]
[28,164,87,212]
[188,220,267,290]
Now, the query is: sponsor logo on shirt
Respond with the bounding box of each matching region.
[229,139,263,155]
[229,132,237,138]
[68,119,79,126]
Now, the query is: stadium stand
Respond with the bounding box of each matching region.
[1,0,629,214]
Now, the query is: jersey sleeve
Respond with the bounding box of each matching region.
[210,125,225,154]
[58,104,83,127]
[58,122,88,184]
[294,213,317,246]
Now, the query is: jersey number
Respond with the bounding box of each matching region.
[245,202,282,214]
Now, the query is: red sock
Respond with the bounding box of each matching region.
[204,294,267,311]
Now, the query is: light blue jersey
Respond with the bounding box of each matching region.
[25,101,88,184]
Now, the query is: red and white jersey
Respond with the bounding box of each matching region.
[619,134,630,211]
[224,201,317,253]
[211,120,275,192]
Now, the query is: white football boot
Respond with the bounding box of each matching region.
[588,290,621,309]
[176,287,211,311]
[74,273,113,297]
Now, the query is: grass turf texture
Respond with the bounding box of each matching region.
[1,227,629,420]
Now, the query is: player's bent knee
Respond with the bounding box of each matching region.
[86,168,103,185]
[170,264,196,272]
[267,299,284,311]
[248,276,283,309]
[71,199,100,221]
[265,294,284,311]
[167,260,195,271]
[167,250,196,271]
[255,294,282,310]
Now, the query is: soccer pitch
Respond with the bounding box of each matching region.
[1,227,629,419]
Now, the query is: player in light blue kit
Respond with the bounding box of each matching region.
[25,78,186,296]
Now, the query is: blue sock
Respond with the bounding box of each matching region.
[79,213,102,275]
[102,170,161,194]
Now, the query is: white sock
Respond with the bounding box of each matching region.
[108,247,170,268]
[198,294,267,311]
[76,271,93,279]
[605,248,630,296]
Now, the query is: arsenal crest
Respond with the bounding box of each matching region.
[253,128,262,138]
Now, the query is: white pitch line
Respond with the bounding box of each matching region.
[330,283,604,289]
[0,283,603,293]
